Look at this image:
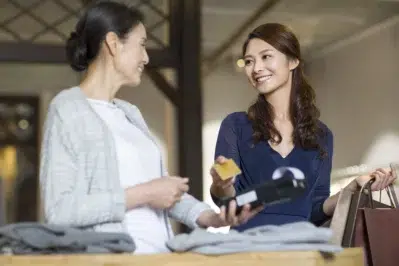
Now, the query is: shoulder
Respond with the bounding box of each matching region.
[316,120,333,160]
[317,120,333,143]
[220,112,250,129]
[48,86,91,123]
[113,99,145,123]
[113,98,140,113]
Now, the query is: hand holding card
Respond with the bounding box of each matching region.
[210,156,241,199]
[212,158,241,181]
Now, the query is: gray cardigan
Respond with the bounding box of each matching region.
[39,87,211,238]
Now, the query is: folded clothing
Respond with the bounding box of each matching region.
[0,222,135,254]
[166,221,342,255]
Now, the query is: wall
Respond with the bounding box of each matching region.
[307,16,399,172]
[306,16,399,201]
[0,64,79,123]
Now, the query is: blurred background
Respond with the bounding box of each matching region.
[0,0,399,231]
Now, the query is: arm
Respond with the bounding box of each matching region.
[40,108,126,227]
[310,129,333,225]
[321,169,396,217]
[161,158,211,229]
[168,194,213,229]
[118,103,213,229]
[210,115,241,200]
[312,129,396,223]
[167,114,266,229]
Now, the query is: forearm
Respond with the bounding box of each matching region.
[124,183,153,210]
[322,191,340,217]
[168,193,212,229]
[322,180,357,217]
[210,183,236,198]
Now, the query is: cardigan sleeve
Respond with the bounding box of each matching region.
[168,194,212,229]
[39,107,125,227]
[310,128,334,226]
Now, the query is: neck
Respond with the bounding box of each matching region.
[79,58,121,102]
[264,76,292,121]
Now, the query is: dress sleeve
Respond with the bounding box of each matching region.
[211,114,247,204]
[310,129,333,226]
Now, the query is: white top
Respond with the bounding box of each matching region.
[88,99,170,254]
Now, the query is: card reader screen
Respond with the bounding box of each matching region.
[236,190,257,206]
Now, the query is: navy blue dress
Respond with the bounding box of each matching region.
[212,112,333,231]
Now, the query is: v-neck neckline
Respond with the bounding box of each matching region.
[267,142,297,159]
[266,142,297,167]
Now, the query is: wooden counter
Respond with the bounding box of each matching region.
[0,248,363,266]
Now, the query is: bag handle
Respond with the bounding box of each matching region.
[384,187,397,208]
[361,178,398,209]
[389,163,399,208]
[357,178,374,209]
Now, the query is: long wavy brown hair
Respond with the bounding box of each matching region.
[243,23,326,157]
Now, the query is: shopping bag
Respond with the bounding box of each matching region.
[329,164,399,266]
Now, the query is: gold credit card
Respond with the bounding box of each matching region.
[213,159,242,180]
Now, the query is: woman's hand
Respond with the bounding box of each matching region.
[210,156,236,189]
[210,156,237,198]
[125,176,189,210]
[196,200,263,228]
[345,168,397,192]
[359,168,396,191]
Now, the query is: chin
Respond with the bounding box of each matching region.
[126,77,141,87]
[256,84,278,94]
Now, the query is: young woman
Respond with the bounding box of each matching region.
[210,23,395,231]
[39,1,260,254]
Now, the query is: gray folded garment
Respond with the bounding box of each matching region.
[166,222,342,255]
[0,222,135,254]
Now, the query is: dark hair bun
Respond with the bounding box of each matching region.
[66,31,88,72]
[65,1,144,72]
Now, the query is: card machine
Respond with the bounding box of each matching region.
[217,167,307,214]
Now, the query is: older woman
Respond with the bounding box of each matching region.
[39,1,260,254]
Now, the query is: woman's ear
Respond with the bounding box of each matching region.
[289,58,300,71]
[104,31,120,57]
